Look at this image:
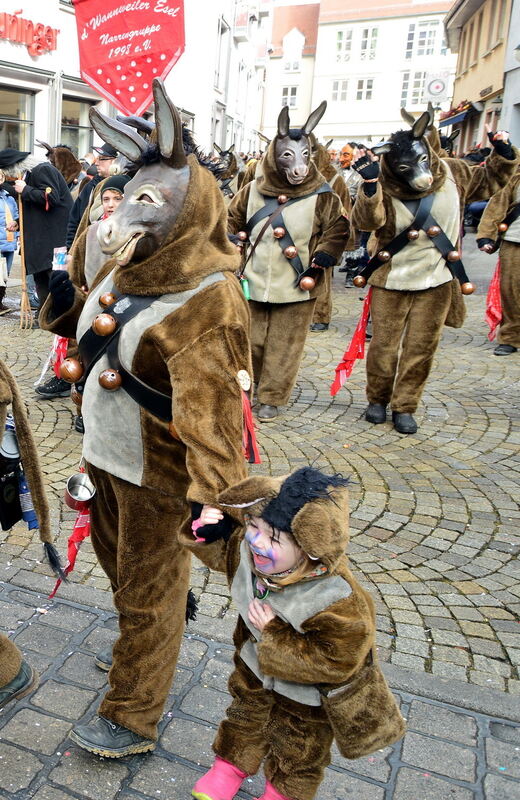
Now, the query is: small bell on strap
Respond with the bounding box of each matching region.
[60,358,84,383]
[353,275,367,288]
[446,250,460,262]
[99,292,117,308]
[237,231,249,241]
[283,245,298,259]
[427,225,441,237]
[273,227,285,239]
[498,222,508,233]
[277,194,288,204]
[461,282,475,295]
[92,313,117,336]
[299,275,316,291]
[377,250,391,262]
[407,229,420,240]
[98,369,122,391]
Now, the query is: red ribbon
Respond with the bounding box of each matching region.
[485,259,502,342]
[330,288,372,396]
[242,390,261,464]
[48,510,91,599]
[52,336,69,378]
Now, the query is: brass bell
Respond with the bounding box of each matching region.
[407,229,420,240]
[60,358,84,384]
[71,386,83,407]
[446,250,460,262]
[498,222,509,233]
[99,292,117,308]
[81,284,89,295]
[273,226,286,239]
[283,245,298,259]
[427,225,441,237]
[92,313,117,336]
[237,231,249,241]
[377,250,391,262]
[353,275,367,288]
[461,282,475,295]
[98,369,122,391]
[277,194,288,204]
[299,276,316,291]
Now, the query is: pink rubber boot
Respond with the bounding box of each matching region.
[192,756,248,800]
[254,780,294,800]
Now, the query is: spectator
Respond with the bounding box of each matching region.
[66,143,117,250]
[0,168,19,309]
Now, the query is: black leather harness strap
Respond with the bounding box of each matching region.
[106,337,172,422]
[421,211,470,284]
[244,184,332,280]
[490,202,520,252]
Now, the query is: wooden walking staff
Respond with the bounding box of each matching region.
[16,180,34,330]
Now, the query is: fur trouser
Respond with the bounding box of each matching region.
[0,633,22,686]
[312,270,332,325]
[250,299,316,406]
[87,463,191,740]
[367,283,452,413]
[498,241,520,346]
[213,657,333,800]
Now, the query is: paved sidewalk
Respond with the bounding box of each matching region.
[1,581,519,800]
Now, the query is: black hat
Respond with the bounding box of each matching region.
[93,143,118,158]
[101,174,131,196]
[0,148,31,169]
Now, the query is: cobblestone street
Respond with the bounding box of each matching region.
[0,235,519,798]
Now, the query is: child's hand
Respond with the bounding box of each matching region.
[199,505,224,525]
[248,598,276,631]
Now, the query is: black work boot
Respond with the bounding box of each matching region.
[74,415,85,434]
[35,376,71,399]
[365,403,387,424]
[69,716,155,758]
[0,660,39,710]
[257,404,279,422]
[392,412,418,434]
[493,344,517,355]
[94,646,113,672]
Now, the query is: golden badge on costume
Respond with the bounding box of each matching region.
[237,370,251,391]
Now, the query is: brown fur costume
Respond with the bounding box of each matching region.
[352,140,519,413]
[181,473,402,800]
[0,634,22,686]
[477,168,520,347]
[40,152,252,740]
[228,141,348,408]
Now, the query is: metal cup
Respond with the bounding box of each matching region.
[64,473,96,512]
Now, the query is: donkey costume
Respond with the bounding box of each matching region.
[351,112,519,433]
[477,167,520,354]
[228,104,348,421]
[181,469,403,800]
[40,81,252,755]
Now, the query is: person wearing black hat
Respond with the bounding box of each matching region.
[66,143,117,250]
[0,147,73,307]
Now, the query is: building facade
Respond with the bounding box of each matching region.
[500,0,520,145]
[0,0,266,159]
[443,0,512,152]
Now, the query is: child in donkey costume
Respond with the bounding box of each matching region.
[182,468,404,800]
[39,80,252,757]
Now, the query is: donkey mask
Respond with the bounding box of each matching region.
[372,110,433,192]
[274,101,327,185]
[89,79,190,267]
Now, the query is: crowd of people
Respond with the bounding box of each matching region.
[0,84,519,800]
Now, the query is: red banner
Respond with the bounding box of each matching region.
[73,0,185,116]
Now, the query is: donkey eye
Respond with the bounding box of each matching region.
[420,156,428,163]
[302,150,309,157]
[398,165,409,171]
[137,193,154,203]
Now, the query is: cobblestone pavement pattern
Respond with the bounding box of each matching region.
[0,236,519,798]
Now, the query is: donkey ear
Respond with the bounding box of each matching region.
[400,107,415,127]
[324,138,333,150]
[116,114,155,137]
[228,143,235,153]
[302,100,327,135]
[426,101,435,128]
[449,129,460,143]
[371,141,392,155]
[152,78,187,168]
[412,112,431,140]
[213,142,222,154]
[277,105,290,137]
[89,107,147,163]
[218,475,284,508]
[35,140,53,153]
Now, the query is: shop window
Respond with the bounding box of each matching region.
[0,87,34,151]
[61,97,94,157]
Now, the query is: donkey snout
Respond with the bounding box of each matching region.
[413,173,433,190]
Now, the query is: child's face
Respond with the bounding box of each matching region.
[102,189,123,216]
[245,516,303,575]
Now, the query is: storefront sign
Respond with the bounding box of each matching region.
[73,0,185,115]
[0,11,59,56]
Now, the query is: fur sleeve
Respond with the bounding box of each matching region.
[68,228,88,289]
[38,286,86,339]
[313,192,350,261]
[177,525,243,577]
[227,184,251,234]
[167,324,249,507]
[449,148,520,205]
[256,593,375,685]
[351,182,387,232]
[477,174,519,240]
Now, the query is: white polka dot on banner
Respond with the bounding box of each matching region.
[160,54,166,60]
[130,97,136,103]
